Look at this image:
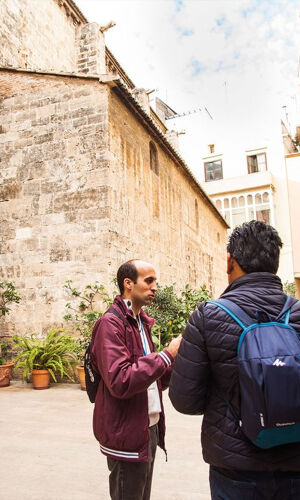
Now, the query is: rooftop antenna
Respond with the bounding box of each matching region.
[100,21,116,33]
[224,80,229,106]
[165,106,213,120]
[282,105,289,124]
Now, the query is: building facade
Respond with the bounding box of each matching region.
[199,117,299,289]
[285,148,300,297]
[0,0,227,335]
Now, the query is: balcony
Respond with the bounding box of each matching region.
[202,171,273,197]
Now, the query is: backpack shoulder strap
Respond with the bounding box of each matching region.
[91,307,126,345]
[106,306,126,326]
[209,298,253,329]
[275,295,298,325]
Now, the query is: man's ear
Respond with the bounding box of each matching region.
[227,252,234,275]
[227,253,246,282]
[123,278,133,291]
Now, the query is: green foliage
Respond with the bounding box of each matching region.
[282,280,296,298]
[146,284,211,350]
[0,341,12,365]
[0,281,21,317]
[13,328,77,382]
[63,280,115,363]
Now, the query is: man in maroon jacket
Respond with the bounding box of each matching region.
[91,259,182,500]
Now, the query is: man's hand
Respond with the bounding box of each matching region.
[165,335,182,359]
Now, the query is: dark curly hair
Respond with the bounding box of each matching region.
[227,221,283,274]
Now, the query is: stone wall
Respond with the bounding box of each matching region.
[0,0,83,73]
[0,70,110,334]
[107,88,227,297]
[76,23,106,76]
[0,69,227,337]
[0,0,227,336]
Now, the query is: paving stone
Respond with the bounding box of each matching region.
[0,381,210,500]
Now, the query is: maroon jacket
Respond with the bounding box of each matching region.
[91,295,173,462]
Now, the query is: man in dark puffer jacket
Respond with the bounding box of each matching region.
[169,221,300,499]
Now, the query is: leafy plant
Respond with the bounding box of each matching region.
[0,341,12,365]
[283,280,296,298]
[0,281,20,316]
[13,328,77,382]
[63,280,115,363]
[0,282,20,366]
[146,283,210,350]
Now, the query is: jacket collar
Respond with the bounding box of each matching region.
[113,295,155,327]
[222,272,282,295]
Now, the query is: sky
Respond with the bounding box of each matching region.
[76,0,300,174]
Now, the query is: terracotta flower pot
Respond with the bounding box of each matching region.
[76,365,86,391]
[31,369,50,390]
[0,362,14,387]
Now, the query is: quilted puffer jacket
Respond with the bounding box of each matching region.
[169,272,300,471]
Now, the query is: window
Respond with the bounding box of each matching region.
[204,160,223,181]
[256,206,270,224]
[195,199,199,231]
[215,199,222,210]
[214,190,272,228]
[231,196,245,227]
[149,141,159,175]
[247,153,267,174]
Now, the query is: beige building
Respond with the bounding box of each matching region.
[199,117,300,294]
[285,145,300,297]
[0,0,227,335]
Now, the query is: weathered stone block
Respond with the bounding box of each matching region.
[73,117,87,128]
[50,248,71,262]
[0,181,22,201]
[35,132,54,144]
[53,188,102,212]
[87,114,104,125]
[23,181,41,196]
[15,227,32,240]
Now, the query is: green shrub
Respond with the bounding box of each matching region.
[63,279,210,356]
[0,341,12,365]
[282,280,296,298]
[13,328,77,382]
[0,281,20,317]
[0,281,21,365]
[146,284,211,350]
[63,280,115,363]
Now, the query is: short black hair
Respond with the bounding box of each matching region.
[117,260,138,295]
[227,220,283,274]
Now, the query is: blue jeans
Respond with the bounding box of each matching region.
[210,467,300,500]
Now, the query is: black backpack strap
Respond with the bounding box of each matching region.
[85,307,127,404]
[90,307,126,349]
[275,295,298,324]
[106,306,133,352]
[209,298,253,329]
[106,307,126,326]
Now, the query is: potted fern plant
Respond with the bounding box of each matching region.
[0,281,21,387]
[13,328,77,389]
[0,341,14,387]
